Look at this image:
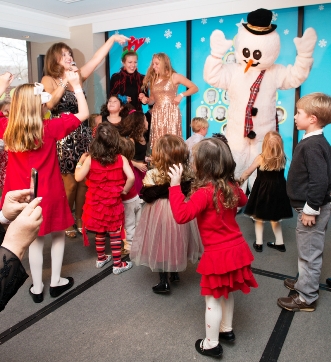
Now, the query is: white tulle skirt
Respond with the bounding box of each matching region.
[131,199,203,272]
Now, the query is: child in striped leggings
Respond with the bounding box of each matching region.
[75,122,135,274]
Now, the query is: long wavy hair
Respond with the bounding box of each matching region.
[89,122,120,166]
[191,138,239,211]
[4,84,44,152]
[44,42,74,78]
[260,131,286,171]
[151,134,190,185]
[119,111,146,141]
[142,53,175,91]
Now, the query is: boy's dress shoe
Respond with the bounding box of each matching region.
[267,242,286,252]
[284,278,297,291]
[253,242,263,252]
[169,272,180,282]
[195,339,223,358]
[219,330,235,342]
[29,285,43,303]
[49,277,74,298]
[326,278,331,287]
[277,293,316,312]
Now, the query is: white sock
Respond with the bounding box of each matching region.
[271,221,284,245]
[220,293,234,332]
[29,237,45,294]
[255,220,264,245]
[203,295,222,349]
[50,231,69,287]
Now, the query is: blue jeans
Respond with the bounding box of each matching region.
[294,203,331,304]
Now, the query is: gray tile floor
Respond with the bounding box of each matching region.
[1,212,331,361]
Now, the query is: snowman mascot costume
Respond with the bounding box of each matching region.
[204,8,317,189]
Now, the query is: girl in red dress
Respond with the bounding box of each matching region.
[168,138,258,359]
[75,123,135,274]
[0,71,89,303]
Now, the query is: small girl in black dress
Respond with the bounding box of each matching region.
[240,131,293,252]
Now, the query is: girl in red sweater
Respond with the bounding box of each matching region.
[168,137,258,359]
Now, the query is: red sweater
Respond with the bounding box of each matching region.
[169,184,247,252]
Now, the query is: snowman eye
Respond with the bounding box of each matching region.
[253,50,262,60]
[242,48,250,58]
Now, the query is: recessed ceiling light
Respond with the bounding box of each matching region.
[57,0,83,4]
[23,35,30,39]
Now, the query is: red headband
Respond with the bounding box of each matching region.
[129,109,136,115]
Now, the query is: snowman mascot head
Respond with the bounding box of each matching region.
[235,9,280,72]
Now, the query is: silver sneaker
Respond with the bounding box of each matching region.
[96,255,112,269]
[113,261,133,275]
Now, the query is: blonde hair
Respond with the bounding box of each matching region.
[142,53,175,91]
[191,117,209,133]
[260,131,286,171]
[296,92,331,127]
[4,84,44,152]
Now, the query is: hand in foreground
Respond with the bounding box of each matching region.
[112,34,130,45]
[2,189,32,221]
[168,163,183,186]
[65,70,81,88]
[2,197,43,260]
[138,93,146,101]
[301,213,316,227]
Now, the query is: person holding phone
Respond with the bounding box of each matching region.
[0,189,42,312]
[0,70,89,303]
[41,34,128,238]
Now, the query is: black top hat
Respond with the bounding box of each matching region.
[243,8,277,35]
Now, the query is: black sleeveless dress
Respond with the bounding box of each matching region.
[53,90,92,174]
[244,168,293,221]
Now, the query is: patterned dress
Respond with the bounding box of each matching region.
[150,79,181,149]
[53,90,92,174]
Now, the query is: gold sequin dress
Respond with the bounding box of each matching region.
[150,78,182,148]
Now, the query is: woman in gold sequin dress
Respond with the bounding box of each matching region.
[139,53,198,149]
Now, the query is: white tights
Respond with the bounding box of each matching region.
[255,220,284,245]
[29,231,69,294]
[203,293,234,349]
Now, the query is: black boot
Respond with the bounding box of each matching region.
[152,272,170,294]
[169,272,180,282]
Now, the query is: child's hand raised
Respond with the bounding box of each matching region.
[65,70,81,88]
[168,163,183,186]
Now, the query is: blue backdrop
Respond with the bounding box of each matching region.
[107,5,331,165]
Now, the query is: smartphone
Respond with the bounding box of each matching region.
[30,168,38,200]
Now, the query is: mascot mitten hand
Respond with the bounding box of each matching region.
[210,30,233,58]
[293,27,317,58]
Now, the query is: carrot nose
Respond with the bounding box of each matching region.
[244,59,254,73]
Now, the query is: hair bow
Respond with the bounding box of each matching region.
[34,82,52,104]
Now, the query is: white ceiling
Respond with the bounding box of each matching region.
[0,0,161,17]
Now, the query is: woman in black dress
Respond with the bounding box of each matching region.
[42,34,128,238]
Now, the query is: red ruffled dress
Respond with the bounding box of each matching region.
[82,155,125,245]
[169,184,258,299]
[0,112,80,236]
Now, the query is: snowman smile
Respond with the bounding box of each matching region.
[243,60,260,67]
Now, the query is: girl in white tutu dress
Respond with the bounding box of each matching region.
[130,134,202,293]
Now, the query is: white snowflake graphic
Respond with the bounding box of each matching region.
[145,37,151,44]
[175,42,182,49]
[114,30,119,34]
[319,5,324,10]
[164,29,172,39]
[284,29,289,35]
[201,18,207,25]
[219,18,224,24]
[278,101,282,105]
[318,39,327,48]
[201,101,204,104]
[201,37,205,42]
[236,19,245,28]
[272,12,278,22]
